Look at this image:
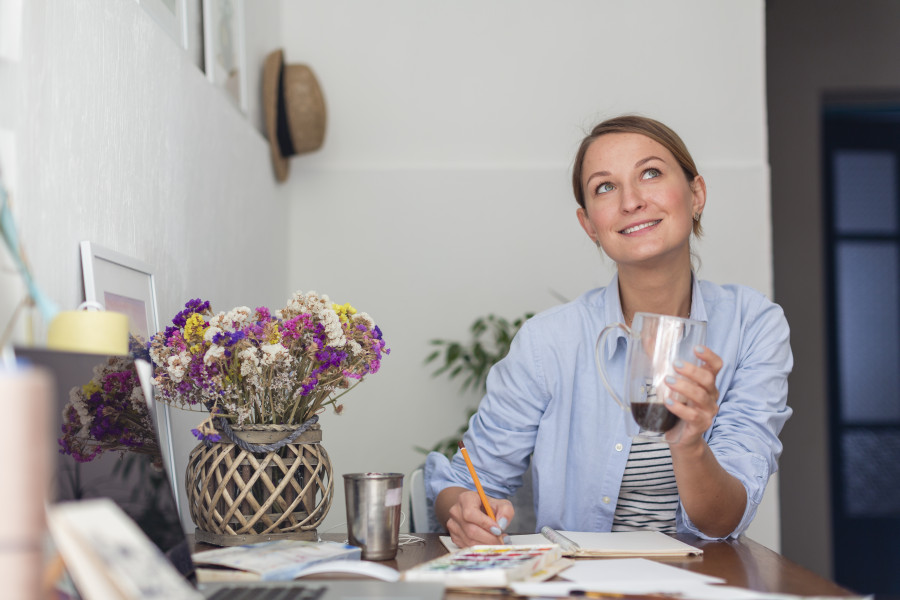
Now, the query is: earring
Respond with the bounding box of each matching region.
[693,212,701,222]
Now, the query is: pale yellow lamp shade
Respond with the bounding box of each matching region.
[46,310,130,356]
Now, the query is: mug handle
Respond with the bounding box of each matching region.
[595,322,630,412]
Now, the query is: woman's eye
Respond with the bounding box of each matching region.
[641,168,661,180]
[595,182,615,195]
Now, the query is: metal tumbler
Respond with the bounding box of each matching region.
[343,472,404,560]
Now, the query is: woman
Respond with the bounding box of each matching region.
[425,115,793,547]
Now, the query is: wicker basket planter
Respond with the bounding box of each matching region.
[186,422,333,546]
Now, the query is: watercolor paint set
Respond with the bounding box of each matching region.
[403,544,565,588]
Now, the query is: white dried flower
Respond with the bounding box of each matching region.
[166,355,186,382]
[260,343,289,366]
[226,306,253,328]
[208,312,229,330]
[239,347,261,377]
[66,389,92,434]
[204,345,226,365]
[129,386,145,412]
[352,312,375,329]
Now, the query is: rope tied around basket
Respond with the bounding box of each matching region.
[210,414,320,453]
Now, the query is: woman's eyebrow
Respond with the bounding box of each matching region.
[584,156,667,185]
[635,155,665,168]
[584,170,610,185]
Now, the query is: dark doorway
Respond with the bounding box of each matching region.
[823,100,900,597]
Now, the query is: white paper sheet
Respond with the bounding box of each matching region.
[510,580,870,599]
[559,557,723,587]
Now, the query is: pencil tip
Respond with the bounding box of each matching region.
[457,440,464,449]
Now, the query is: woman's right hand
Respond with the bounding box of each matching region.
[441,488,515,548]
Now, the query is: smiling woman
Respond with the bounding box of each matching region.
[425,114,793,549]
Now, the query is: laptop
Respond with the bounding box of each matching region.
[15,346,444,600]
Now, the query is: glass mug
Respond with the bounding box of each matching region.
[595,312,707,443]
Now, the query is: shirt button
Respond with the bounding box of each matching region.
[602,496,611,504]
[615,443,623,452]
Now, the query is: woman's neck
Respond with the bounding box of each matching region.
[618,261,693,326]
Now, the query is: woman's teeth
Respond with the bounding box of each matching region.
[621,220,661,234]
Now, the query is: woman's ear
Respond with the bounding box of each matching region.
[576,206,599,243]
[690,175,707,217]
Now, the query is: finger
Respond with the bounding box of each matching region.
[457,492,509,543]
[464,522,504,545]
[460,494,500,528]
[664,398,715,440]
[665,378,717,421]
[693,345,723,374]
[492,500,515,530]
[492,501,515,542]
[664,395,703,420]
[665,373,711,408]
[673,360,716,391]
[447,512,500,547]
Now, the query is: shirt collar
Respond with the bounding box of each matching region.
[601,271,708,360]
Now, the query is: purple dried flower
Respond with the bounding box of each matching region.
[173,298,211,327]
[191,428,222,444]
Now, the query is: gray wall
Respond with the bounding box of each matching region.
[768,0,900,579]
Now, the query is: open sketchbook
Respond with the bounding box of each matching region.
[440,530,703,558]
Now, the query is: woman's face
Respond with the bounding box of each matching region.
[576,132,705,269]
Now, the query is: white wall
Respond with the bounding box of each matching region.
[0,0,286,529]
[281,0,782,549]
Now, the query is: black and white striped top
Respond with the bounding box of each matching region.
[612,439,678,532]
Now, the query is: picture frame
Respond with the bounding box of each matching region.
[79,241,181,516]
[138,0,189,50]
[79,242,159,345]
[203,0,248,114]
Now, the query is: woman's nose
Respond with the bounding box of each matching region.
[620,184,646,212]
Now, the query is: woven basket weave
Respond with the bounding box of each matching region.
[186,423,333,546]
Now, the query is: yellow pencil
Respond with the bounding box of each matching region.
[458,440,497,522]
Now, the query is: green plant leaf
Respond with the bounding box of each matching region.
[420,311,534,456]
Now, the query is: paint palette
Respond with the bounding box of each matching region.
[403,544,564,587]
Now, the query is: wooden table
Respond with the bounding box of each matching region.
[317,533,858,598]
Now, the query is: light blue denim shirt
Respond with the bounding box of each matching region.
[425,274,793,539]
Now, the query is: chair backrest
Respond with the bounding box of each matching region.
[408,465,430,533]
[408,458,537,534]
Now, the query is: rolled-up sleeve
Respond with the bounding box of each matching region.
[425,322,550,503]
[679,292,794,539]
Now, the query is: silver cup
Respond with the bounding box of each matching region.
[343,472,404,560]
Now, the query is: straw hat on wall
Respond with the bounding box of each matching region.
[262,49,327,182]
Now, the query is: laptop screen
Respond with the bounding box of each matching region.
[14,347,195,579]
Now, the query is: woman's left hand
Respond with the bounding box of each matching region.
[663,345,723,447]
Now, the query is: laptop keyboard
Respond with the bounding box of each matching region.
[206,584,327,600]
